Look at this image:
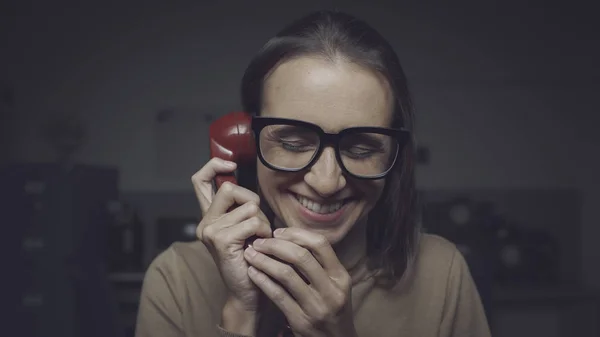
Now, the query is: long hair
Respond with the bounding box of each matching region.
[239,10,420,286]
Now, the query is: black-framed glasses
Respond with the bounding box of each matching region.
[251,116,411,180]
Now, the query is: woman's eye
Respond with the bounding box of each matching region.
[346,147,374,157]
[281,141,312,152]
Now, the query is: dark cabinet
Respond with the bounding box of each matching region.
[3,163,123,337]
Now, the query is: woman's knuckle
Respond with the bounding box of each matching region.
[245,202,259,214]
[294,249,312,265]
[200,226,215,241]
[248,216,261,227]
[305,311,325,328]
[221,181,234,193]
[329,289,347,312]
[312,306,328,323]
[271,289,286,303]
[314,235,329,248]
[278,265,295,279]
[338,274,352,290]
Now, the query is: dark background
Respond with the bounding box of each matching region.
[2,0,599,336]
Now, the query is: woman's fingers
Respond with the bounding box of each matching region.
[273,228,347,279]
[246,265,306,326]
[206,181,261,218]
[270,228,352,311]
[191,157,238,214]
[244,245,313,302]
[213,210,274,246]
[250,238,332,293]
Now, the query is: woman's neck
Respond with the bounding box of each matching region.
[332,218,367,273]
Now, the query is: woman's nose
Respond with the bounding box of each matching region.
[304,147,346,197]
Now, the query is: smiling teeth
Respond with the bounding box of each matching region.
[296,195,343,214]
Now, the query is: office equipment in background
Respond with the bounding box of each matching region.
[5,163,123,337]
[107,201,145,273]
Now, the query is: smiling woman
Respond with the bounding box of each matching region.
[135,10,491,337]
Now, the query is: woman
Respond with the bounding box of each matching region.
[135,10,491,337]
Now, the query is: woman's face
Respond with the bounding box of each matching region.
[257,56,394,245]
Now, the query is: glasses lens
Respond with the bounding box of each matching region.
[339,132,398,177]
[259,124,320,170]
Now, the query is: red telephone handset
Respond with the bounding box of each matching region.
[209,112,292,337]
[209,111,258,244]
[209,111,256,189]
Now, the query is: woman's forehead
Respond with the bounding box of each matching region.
[262,57,394,131]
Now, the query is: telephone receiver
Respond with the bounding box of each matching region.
[209,111,259,246]
[209,111,256,189]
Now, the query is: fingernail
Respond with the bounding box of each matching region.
[245,246,257,257]
[254,238,265,245]
[273,228,285,236]
[223,160,236,168]
[248,266,257,275]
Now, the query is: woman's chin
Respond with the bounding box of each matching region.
[319,229,349,245]
[282,215,353,244]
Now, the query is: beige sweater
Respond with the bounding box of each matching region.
[135,234,491,337]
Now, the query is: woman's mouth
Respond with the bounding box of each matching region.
[292,193,351,223]
[295,194,344,214]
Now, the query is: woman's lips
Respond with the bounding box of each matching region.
[291,193,350,224]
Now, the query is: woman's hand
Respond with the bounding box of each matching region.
[243,227,357,337]
[192,158,273,313]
